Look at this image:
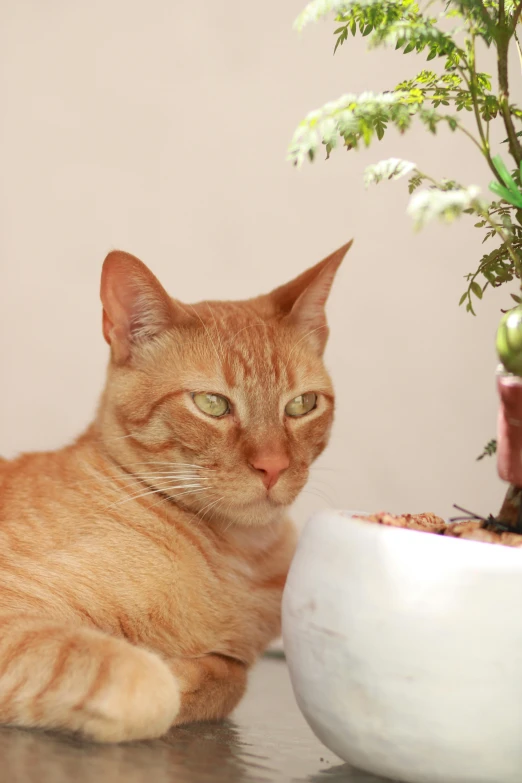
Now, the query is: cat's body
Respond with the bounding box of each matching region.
[0,242,350,742]
[0,434,294,659]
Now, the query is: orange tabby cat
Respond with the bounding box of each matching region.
[0,241,350,742]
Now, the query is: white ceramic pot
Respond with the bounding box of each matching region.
[282,510,522,783]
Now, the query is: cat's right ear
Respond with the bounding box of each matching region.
[100,251,184,364]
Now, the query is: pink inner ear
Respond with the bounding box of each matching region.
[100,250,175,361]
[269,240,352,316]
[102,310,113,345]
[281,241,352,353]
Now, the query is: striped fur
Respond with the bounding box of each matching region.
[0,242,350,742]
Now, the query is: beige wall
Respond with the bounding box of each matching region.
[1,0,506,527]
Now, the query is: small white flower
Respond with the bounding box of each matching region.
[407,185,486,229]
[364,158,417,188]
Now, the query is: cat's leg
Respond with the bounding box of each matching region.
[0,615,180,742]
[169,654,248,724]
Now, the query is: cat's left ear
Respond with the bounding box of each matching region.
[100,250,187,364]
[270,240,352,355]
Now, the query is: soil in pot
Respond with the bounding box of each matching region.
[353,511,522,548]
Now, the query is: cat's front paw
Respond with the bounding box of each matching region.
[79,643,180,743]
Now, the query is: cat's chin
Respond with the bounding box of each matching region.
[242,494,288,511]
[210,496,289,527]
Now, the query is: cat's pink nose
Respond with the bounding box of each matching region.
[249,454,290,490]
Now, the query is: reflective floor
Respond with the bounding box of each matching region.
[0,658,391,783]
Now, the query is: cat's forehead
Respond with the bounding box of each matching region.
[136,300,332,413]
[223,323,291,391]
[194,301,327,394]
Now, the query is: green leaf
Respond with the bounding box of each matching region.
[369,17,458,61]
[459,292,468,305]
[489,180,522,208]
[470,281,483,299]
[492,155,520,196]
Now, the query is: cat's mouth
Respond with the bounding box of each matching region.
[265,495,285,507]
[240,488,290,510]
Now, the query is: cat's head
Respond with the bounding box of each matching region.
[97,243,351,526]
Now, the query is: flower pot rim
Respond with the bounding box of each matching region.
[302,508,522,570]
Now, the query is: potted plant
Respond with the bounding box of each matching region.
[281,2,522,781]
[288,0,522,529]
[288,0,522,535]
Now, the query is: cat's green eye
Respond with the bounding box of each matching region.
[192,392,230,418]
[285,392,317,418]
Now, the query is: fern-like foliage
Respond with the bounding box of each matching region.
[290,0,522,313]
[477,439,498,460]
[364,157,416,186]
[288,91,426,166]
[294,0,396,31]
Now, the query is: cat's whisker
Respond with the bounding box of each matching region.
[104,477,203,504]
[185,493,223,528]
[283,324,328,374]
[119,465,215,474]
[106,484,204,507]
[94,433,140,443]
[307,476,336,491]
[307,480,336,499]
[113,461,212,470]
[198,495,224,522]
[301,488,335,508]
[107,484,209,510]
[186,304,222,365]
[225,322,266,346]
[165,487,212,505]
[223,503,236,532]
[146,485,214,514]
[213,498,228,525]
[162,490,220,525]
[71,473,211,491]
[206,303,226,362]
[97,469,211,479]
[78,460,209,483]
[100,473,213,483]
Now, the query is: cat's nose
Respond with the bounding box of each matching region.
[249,454,290,491]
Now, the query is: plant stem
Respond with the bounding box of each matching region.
[455,121,486,154]
[414,170,445,188]
[498,0,522,165]
[457,60,505,186]
[462,43,487,146]
[513,0,522,30]
[497,485,522,532]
